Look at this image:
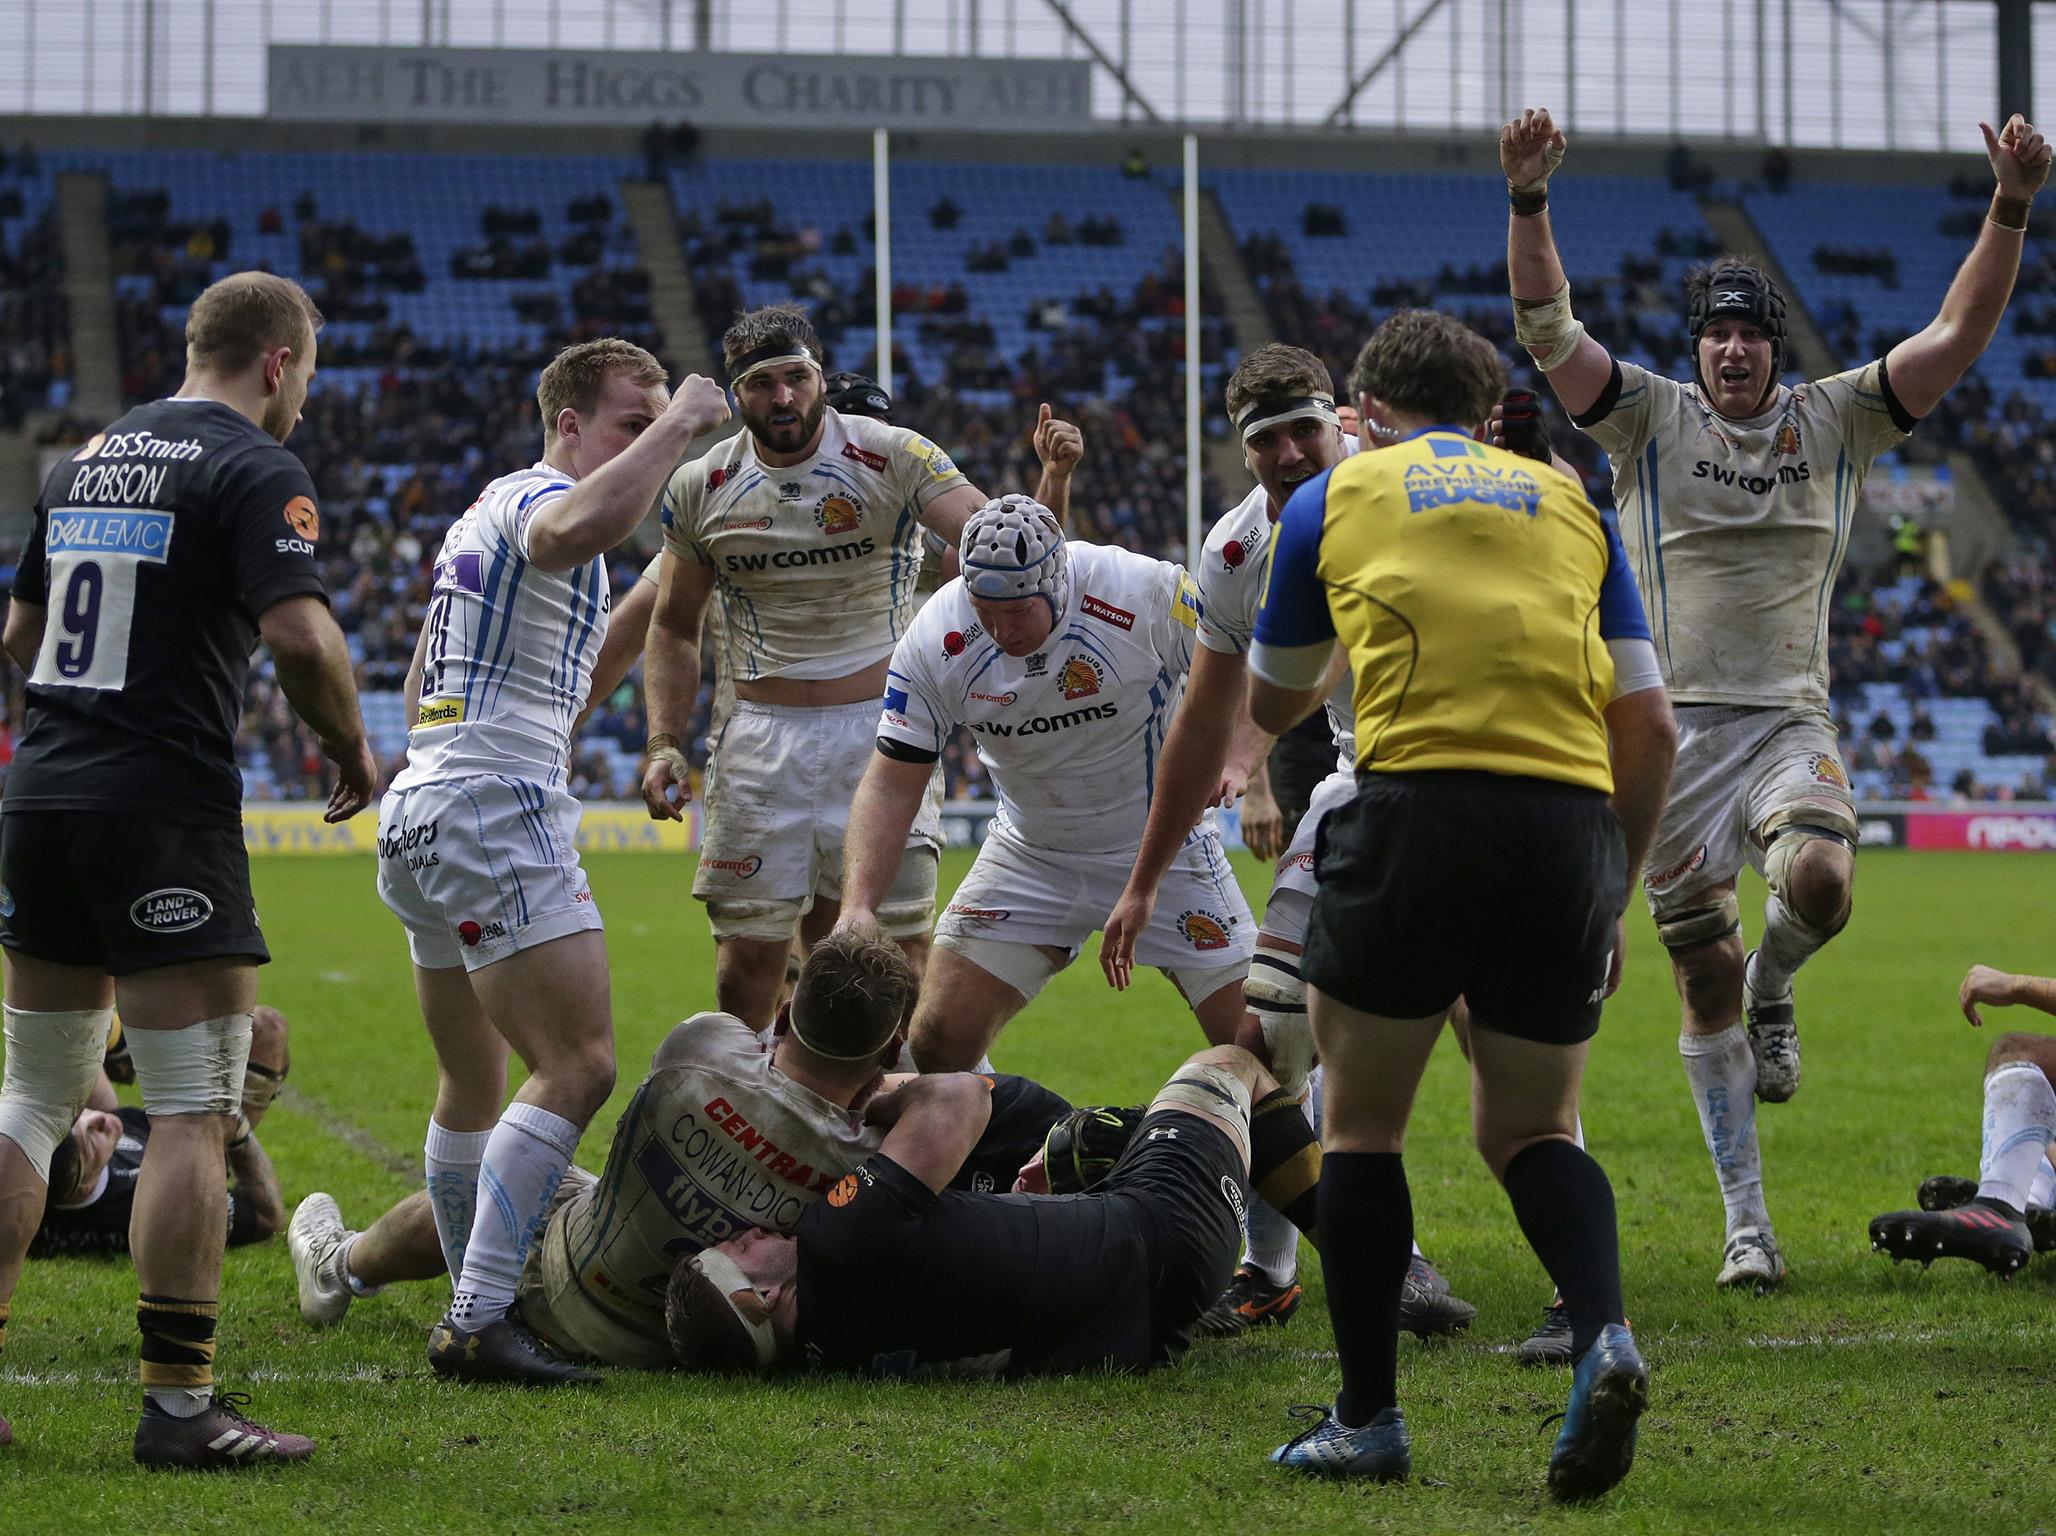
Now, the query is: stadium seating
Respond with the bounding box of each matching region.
[0,149,66,427]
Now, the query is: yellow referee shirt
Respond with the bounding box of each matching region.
[1249,427,1652,793]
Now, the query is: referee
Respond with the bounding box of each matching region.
[0,272,375,1466]
[1247,311,1675,1501]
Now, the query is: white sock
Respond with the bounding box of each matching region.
[336,1232,383,1298]
[1680,1025,1770,1235]
[1572,1114,1586,1150]
[451,1102,582,1327]
[1975,1063,2056,1214]
[1240,1088,1308,1283]
[148,1386,214,1419]
[425,1120,493,1287]
[2029,1155,2056,1212]
[1750,895,1833,1002]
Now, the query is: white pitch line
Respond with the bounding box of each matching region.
[1271,1321,2051,1365]
[2,1365,397,1387]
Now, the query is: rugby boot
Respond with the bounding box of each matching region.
[133,1391,314,1468]
[428,1311,600,1386]
[1545,1323,1648,1502]
[1194,1263,1302,1338]
[1398,1254,1477,1337]
[1516,1300,1575,1366]
[1270,1404,1411,1482]
[1869,1199,2034,1277]
[288,1193,356,1327]
[1716,1227,1787,1292]
[1743,950,1800,1102]
[1918,1174,2056,1252]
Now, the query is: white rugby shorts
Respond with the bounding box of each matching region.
[375,775,602,972]
[935,820,1255,980]
[1259,767,1356,947]
[1643,704,1857,921]
[695,697,942,919]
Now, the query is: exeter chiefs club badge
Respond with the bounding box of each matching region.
[815,493,862,535]
[1773,415,1801,456]
[1808,753,1850,791]
[1178,910,1233,951]
[1058,655,1103,700]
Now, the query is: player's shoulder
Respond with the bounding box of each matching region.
[651,1010,765,1072]
[851,415,961,482]
[1201,485,1270,572]
[667,432,750,501]
[1072,539,1172,599]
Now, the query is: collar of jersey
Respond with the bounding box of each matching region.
[1402,425,1480,442]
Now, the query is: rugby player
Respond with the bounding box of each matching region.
[0,271,375,1464]
[34,1008,290,1259]
[1101,345,1475,1341]
[1869,963,2056,1275]
[838,495,1256,1070]
[378,339,731,1385]
[287,933,1070,1366]
[665,1041,1322,1378]
[640,303,1079,1029]
[1252,311,1674,1500]
[1504,104,2052,1290]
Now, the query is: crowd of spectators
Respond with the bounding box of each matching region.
[0,156,68,430]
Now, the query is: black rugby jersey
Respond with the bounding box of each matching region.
[31,1108,263,1256]
[8,398,328,824]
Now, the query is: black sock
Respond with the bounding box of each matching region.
[1502,1139,1625,1359]
[1316,1151,1410,1427]
[1249,1087,1321,1248]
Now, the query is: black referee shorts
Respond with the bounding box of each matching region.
[1303,770,1627,1045]
[1104,1108,1245,1363]
[0,810,270,975]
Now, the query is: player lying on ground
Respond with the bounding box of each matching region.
[1099,343,1476,1344]
[838,495,1258,1069]
[34,1008,289,1259]
[288,933,1074,1368]
[1251,310,1674,1501]
[1869,964,2056,1276]
[665,1042,1321,1378]
[1504,103,2052,1292]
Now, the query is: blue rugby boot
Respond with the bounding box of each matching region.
[1269,1403,1410,1482]
[1546,1323,1648,1502]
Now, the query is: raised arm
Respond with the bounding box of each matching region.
[1886,116,2053,420]
[1501,108,1617,419]
[639,550,715,821]
[1031,402,1083,523]
[525,376,731,573]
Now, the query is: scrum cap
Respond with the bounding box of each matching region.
[1689,262,1787,400]
[960,495,1068,620]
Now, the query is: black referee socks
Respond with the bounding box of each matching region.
[1502,1138,1625,1360]
[1248,1086,1322,1248]
[1317,1151,1412,1426]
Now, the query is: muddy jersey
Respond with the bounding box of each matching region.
[1196,438,1362,774]
[1577,358,1914,707]
[659,409,969,683]
[878,542,1205,853]
[396,461,609,790]
[536,1012,1070,1363]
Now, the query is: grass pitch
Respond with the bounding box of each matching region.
[3,848,2053,1534]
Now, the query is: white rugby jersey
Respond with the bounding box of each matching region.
[1196,437,1360,772]
[396,461,608,790]
[660,409,969,682]
[878,542,1204,853]
[1579,358,1912,707]
[537,1011,878,1364]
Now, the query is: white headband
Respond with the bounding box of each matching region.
[730,348,823,389]
[1237,395,1341,442]
[689,1249,781,1369]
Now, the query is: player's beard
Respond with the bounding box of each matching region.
[744,394,827,457]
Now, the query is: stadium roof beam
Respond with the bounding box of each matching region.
[1039,0,1165,122]
[1323,0,1451,128]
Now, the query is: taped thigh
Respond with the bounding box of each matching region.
[0,1006,112,1179]
[125,1012,253,1119]
[933,930,1067,1003]
[705,896,806,944]
[1244,936,1313,1094]
[1147,1062,1252,1163]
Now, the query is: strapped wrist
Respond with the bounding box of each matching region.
[1990,192,2032,232]
[1508,184,1549,217]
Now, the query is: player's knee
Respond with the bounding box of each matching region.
[1988,1032,2053,1075]
[1656,891,1741,958]
[0,1005,111,1180]
[1783,844,1853,933]
[556,1041,618,1119]
[249,1004,289,1062]
[127,1012,252,1121]
[907,1011,981,1073]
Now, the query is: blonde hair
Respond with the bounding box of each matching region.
[185,271,322,376]
[536,337,667,448]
